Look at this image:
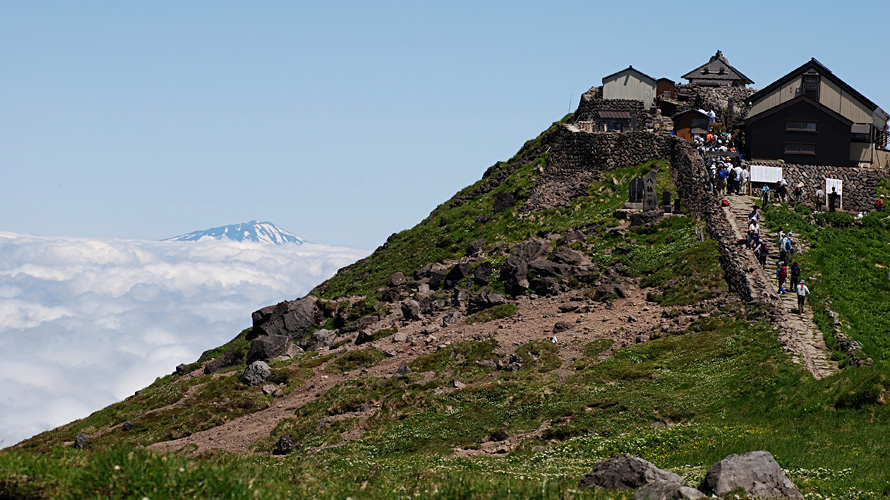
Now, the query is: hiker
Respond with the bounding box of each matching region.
[828,187,840,212]
[755,239,769,268]
[876,195,885,212]
[747,219,759,246]
[777,178,788,203]
[796,279,810,315]
[776,262,788,294]
[739,167,749,195]
[780,232,793,264]
[793,182,804,205]
[748,205,760,224]
[815,187,825,210]
[790,262,801,286]
[761,184,770,209]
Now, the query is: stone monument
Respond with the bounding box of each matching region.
[643,170,658,211]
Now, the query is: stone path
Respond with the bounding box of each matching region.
[723,194,836,379]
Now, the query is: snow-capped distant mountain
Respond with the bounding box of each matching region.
[162,221,308,245]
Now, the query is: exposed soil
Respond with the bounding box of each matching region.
[150,282,685,455]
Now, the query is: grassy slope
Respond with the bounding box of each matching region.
[3,126,890,499]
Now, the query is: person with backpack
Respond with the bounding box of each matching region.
[780,233,792,264]
[790,262,801,286]
[776,262,788,294]
[796,279,810,315]
[876,195,885,212]
[755,239,769,268]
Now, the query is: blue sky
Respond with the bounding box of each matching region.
[2,1,888,248]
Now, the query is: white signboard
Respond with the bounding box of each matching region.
[749,165,783,184]
[825,178,843,209]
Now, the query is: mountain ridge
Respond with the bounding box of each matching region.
[162,220,307,245]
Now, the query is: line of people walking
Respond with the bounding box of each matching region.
[747,206,809,314]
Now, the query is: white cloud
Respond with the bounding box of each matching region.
[0,232,368,448]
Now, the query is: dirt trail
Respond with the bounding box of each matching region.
[724,194,836,379]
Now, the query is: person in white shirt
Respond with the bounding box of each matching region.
[796,279,810,315]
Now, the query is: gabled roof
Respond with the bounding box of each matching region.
[746,58,886,120]
[602,65,656,85]
[672,109,709,120]
[746,94,852,127]
[681,50,754,85]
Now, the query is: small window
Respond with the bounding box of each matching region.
[785,143,817,154]
[786,121,817,131]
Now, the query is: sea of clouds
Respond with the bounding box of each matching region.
[0,231,368,448]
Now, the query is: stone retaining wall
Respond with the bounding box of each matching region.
[743,160,889,212]
[547,126,673,175]
[668,139,759,302]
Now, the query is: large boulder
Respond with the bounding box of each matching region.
[473,261,494,285]
[387,272,408,287]
[252,296,323,340]
[443,263,470,289]
[401,300,422,321]
[299,329,337,352]
[510,240,548,263]
[467,291,508,315]
[500,255,529,296]
[634,481,705,500]
[492,191,515,213]
[466,238,487,257]
[532,277,560,296]
[246,335,290,365]
[203,349,244,375]
[528,259,572,278]
[240,361,271,386]
[698,451,803,499]
[272,434,295,455]
[579,454,683,490]
[73,433,89,449]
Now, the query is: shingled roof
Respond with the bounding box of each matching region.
[681,50,753,86]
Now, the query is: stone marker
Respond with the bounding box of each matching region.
[643,171,658,211]
[628,176,644,203]
[661,191,672,213]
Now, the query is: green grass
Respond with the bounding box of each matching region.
[8,125,890,498]
[763,205,890,363]
[466,303,519,324]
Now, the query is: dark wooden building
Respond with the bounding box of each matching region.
[682,50,753,88]
[746,58,890,167]
[672,109,710,142]
[656,78,676,100]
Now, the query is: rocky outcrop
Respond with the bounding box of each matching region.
[252,296,323,340]
[698,451,803,499]
[579,454,683,491]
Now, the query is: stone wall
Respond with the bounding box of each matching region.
[573,86,658,132]
[669,84,757,130]
[668,139,759,302]
[547,126,673,175]
[743,160,889,212]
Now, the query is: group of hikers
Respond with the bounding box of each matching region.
[747,206,810,314]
